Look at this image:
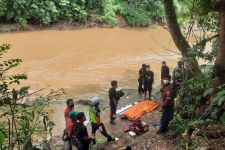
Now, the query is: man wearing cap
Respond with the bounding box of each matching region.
[66,111,79,150]
[89,96,115,144]
[157,76,174,134]
[64,99,75,121]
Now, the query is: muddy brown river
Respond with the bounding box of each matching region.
[0,27,180,136]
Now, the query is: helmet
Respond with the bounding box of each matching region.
[91,96,100,106]
[69,111,79,118]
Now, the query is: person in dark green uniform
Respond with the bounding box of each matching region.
[89,96,115,144]
[109,80,118,125]
[172,60,185,94]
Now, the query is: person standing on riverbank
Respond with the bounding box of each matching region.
[172,61,185,94]
[138,64,147,94]
[109,80,118,125]
[64,99,75,121]
[144,65,154,100]
[75,112,93,150]
[161,61,170,84]
[157,76,174,134]
[89,96,115,144]
[66,111,79,150]
[63,99,75,144]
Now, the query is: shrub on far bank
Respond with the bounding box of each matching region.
[0,0,164,27]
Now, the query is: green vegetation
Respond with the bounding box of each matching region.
[162,0,225,149]
[0,44,64,149]
[0,0,164,27]
[1,0,225,149]
[116,0,163,26]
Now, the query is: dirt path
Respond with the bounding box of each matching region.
[89,89,175,149]
[94,111,175,150]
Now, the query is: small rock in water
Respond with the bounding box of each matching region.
[75,99,92,105]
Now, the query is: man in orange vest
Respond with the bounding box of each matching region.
[89,96,115,144]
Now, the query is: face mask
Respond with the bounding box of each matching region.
[69,103,74,107]
[163,80,170,85]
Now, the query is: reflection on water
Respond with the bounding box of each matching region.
[0,27,180,135]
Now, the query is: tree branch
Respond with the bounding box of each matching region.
[193,34,219,51]
[162,0,201,75]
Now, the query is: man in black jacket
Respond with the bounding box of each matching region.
[144,65,154,100]
[109,80,118,125]
[75,112,93,150]
[161,61,170,84]
[138,64,146,94]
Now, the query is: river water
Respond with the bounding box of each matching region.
[0,27,180,136]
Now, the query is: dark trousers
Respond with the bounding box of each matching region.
[91,122,111,139]
[110,105,117,122]
[138,79,144,94]
[77,140,90,150]
[159,107,173,133]
[144,82,152,99]
[67,140,72,150]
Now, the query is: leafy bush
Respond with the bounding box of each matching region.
[86,0,106,15]
[55,0,87,22]
[115,0,163,26]
[116,1,148,26]
[0,0,164,27]
[0,0,7,17]
[102,0,117,26]
[175,72,214,118]
[30,1,59,25]
[0,44,63,149]
[0,0,90,26]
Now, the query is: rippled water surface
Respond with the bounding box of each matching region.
[0,28,180,98]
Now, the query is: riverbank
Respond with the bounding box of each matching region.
[0,19,161,33]
[0,21,112,33]
[49,86,225,150]
[50,86,170,150]
[0,0,164,33]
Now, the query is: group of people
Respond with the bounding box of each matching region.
[63,60,185,149]
[138,60,185,134]
[64,80,121,150]
[138,61,184,93]
[138,64,154,100]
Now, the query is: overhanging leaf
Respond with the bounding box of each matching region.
[0,131,5,147]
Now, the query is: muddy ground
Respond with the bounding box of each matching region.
[50,87,177,150]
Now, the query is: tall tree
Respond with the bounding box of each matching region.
[162,0,201,75]
[213,1,225,86]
